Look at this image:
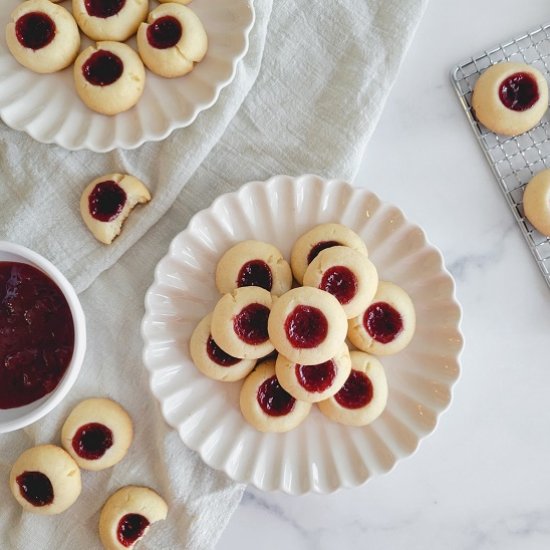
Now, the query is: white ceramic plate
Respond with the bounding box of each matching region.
[0,0,254,152]
[141,175,463,494]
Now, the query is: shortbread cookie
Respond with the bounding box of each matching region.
[9,444,81,515]
[302,245,378,318]
[348,280,415,356]
[99,486,168,550]
[74,41,146,115]
[239,360,311,432]
[471,62,549,136]
[137,3,208,78]
[72,0,148,42]
[318,351,388,427]
[275,342,351,403]
[158,0,192,4]
[211,287,274,359]
[215,240,292,296]
[5,0,80,74]
[268,286,347,365]
[80,173,151,244]
[61,398,133,471]
[523,169,550,236]
[290,223,368,284]
[190,313,257,382]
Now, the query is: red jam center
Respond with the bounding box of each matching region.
[364,301,403,344]
[334,370,373,409]
[88,180,127,222]
[499,72,539,111]
[206,335,240,366]
[233,303,270,345]
[237,260,273,292]
[72,422,113,460]
[82,50,123,86]
[295,360,336,393]
[319,265,358,305]
[284,305,328,349]
[307,240,340,265]
[117,513,150,547]
[15,12,56,50]
[257,375,295,416]
[146,16,183,49]
[85,0,126,18]
[16,471,54,507]
[0,262,74,409]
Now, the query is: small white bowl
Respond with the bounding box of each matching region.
[0,242,86,433]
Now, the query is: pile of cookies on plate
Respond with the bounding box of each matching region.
[5,0,207,114]
[190,223,416,433]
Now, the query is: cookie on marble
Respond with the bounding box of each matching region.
[137,3,208,78]
[99,486,168,550]
[348,280,415,356]
[318,351,388,427]
[523,168,550,236]
[80,173,151,244]
[9,444,81,515]
[5,0,80,74]
[61,398,133,471]
[471,61,549,136]
[275,342,351,403]
[239,359,312,432]
[268,286,347,366]
[215,240,292,296]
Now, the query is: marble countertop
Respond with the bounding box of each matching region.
[217,1,550,548]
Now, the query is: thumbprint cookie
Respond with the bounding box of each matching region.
[523,168,550,236]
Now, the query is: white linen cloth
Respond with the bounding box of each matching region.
[0,0,428,548]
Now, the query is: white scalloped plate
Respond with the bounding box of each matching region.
[0,0,254,152]
[141,175,463,494]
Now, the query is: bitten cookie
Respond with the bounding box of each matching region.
[348,280,416,356]
[137,3,208,78]
[99,486,168,550]
[5,0,80,74]
[523,168,550,236]
[215,240,292,296]
[302,245,378,318]
[190,313,257,382]
[80,173,151,244]
[471,61,549,136]
[318,351,388,427]
[9,444,81,515]
[239,359,312,432]
[275,342,351,403]
[268,286,347,365]
[61,398,133,471]
[290,223,368,284]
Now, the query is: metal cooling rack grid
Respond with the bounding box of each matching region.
[451,23,550,290]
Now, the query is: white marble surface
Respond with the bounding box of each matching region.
[217,1,550,548]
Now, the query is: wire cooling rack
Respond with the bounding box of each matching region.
[451,23,550,290]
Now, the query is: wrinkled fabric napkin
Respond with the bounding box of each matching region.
[0,0,427,548]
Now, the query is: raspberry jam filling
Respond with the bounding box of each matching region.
[16,471,54,507]
[15,12,55,50]
[206,336,240,367]
[295,360,336,393]
[146,15,182,49]
[85,0,126,18]
[88,180,127,222]
[334,370,373,409]
[363,301,403,344]
[82,50,123,86]
[237,260,273,292]
[284,305,328,348]
[72,422,113,460]
[319,265,358,305]
[257,375,295,416]
[117,513,150,547]
[499,72,539,111]
[233,303,270,345]
[0,262,74,409]
[307,240,340,265]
